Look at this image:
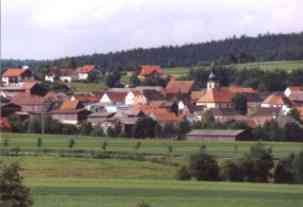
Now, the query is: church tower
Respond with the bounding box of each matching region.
[207,70,219,89]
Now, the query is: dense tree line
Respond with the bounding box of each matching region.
[188,66,303,91]
[2,32,303,72]
[177,143,303,184]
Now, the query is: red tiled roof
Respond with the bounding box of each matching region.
[0,117,11,130]
[166,80,193,94]
[223,85,257,94]
[72,94,99,103]
[59,100,80,111]
[197,88,234,103]
[262,92,292,106]
[287,86,303,92]
[3,68,26,77]
[21,81,39,90]
[78,65,95,73]
[11,93,46,106]
[191,91,205,102]
[139,65,164,76]
[106,91,128,103]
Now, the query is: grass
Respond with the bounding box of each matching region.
[68,82,106,92]
[232,60,303,71]
[1,133,303,159]
[162,60,303,79]
[1,133,303,207]
[26,178,303,207]
[0,156,175,179]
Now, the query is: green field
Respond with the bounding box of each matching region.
[232,60,303,71]
[1,133,303,207]
[2,156,303,207]
[163,60,303,78]
[1,133,303,159]
[68,82,106,92]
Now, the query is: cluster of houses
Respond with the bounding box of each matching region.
[1,64,303,141]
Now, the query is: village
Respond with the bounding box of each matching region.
[1,64,303,141]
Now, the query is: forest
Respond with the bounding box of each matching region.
[2,32,303,71]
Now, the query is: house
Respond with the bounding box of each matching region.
[284,86,303,97]
[165,79,194,99]
[77,65,95,81]
[0,117,12,132]
[250,107,281,126]
[2,67,34,86]
[87,111,116,127]
[138,65,165,80]
[10,93,49,114]
[186,129,250,141]
[196,71,234,109]
[99,91,128,105]
[0,81,48,98]
[284,86,303,106]
[261,92,292,114]
[208,108,248,124]
[50,99,90,125]
[0,102,21,117]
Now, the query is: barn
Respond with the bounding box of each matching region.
[186,129,250,141]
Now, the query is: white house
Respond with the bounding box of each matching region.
[77,65,95,81]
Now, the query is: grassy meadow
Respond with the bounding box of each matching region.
[1,133,303,159]
[1,133,303,207]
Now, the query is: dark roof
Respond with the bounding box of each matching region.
[209,108,241,116]
[252,107,282,117]
[187,129,246,137]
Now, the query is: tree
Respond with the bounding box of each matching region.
[79,122,93,136]
[0,162,33,207]
[37,138,43,148]
[102,141,108,152]
[288,109,302,123]
[188,151,220,181]
[129,75,141,87]
[220,160,244,182]
[293,151,303,183]
[177,120,191,139]
[135,201,151,207]
[232,94,247,115]
[105,71,121,87]
[133,117,158,139]
[274,154,295,184]
[68,139,75,149]
[2,139,9,148]
[134,142,142,152]
[239,143,274,182]
[176,166,191,181]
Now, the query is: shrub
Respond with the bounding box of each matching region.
[2,139,9,147]
[239,143,274,182]
[37,138,43,148]
[0,162,33,207]
[90,127,104,137]
[68,139,75,149]
[102,141,108,151]
[293,151,303,184]
[220,160,244,182]
[188,151,220,181]
[135,201,151,207]
[274,154,295,184]
[176,166,191,181]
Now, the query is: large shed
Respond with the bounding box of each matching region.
[186,129,250,141]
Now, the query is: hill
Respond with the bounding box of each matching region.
[2,32,303,71]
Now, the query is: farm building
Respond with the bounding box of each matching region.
[186,129,250,141]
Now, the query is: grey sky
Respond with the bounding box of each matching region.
[1,0,303,60]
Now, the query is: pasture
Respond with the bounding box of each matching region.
[27,177,303,207]
[1,132,303,207]
[1,133,303,159]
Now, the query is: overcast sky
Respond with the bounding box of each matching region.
[1,0,303,60]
